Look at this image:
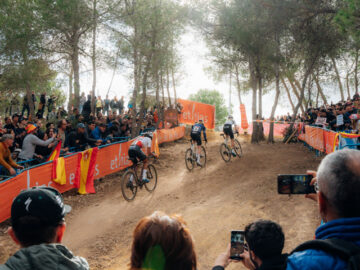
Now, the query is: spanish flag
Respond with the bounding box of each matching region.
[52,157,67,185]
[47,141,62,161]
[74,147,99,195]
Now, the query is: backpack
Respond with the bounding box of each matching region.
[292,238,360,270]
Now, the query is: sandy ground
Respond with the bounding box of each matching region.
[0,135,323,269]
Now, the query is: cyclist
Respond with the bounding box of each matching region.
[128,131,153,184]
[223,115,238,157]
[190,119,207,166]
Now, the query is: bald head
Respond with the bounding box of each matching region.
[317,149,360,218]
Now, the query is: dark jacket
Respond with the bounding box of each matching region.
[0,244,89,270]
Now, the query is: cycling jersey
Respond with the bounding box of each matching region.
[223,120,236,140]
[132,137,152,149]
[191,123,207,145]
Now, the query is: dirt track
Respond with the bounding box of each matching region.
[0,136,322,269]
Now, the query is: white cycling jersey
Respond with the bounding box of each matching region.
[224,119,236,126]
[132,136,152,149]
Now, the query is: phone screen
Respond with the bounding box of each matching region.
[230,230,245,260]
[278,175,315,194]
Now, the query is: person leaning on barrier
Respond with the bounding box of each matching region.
[287,149,360,270]
[129,211,197,270]
[0,187,89,270]
[213,220,287,270]
[0,134,23,176]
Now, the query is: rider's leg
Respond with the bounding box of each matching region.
[142,158,149,182]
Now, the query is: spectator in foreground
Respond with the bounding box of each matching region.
[0,134,23,176]
[287,149,360,270]
[130,211,197,270]
[213,220,287,270]
[0,187,89,270]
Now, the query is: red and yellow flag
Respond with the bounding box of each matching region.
[74,147,99,195]
[52,157,67,185]
[47,141,62,161]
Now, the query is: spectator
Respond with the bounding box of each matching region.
[118,96,124,114]
[96,96,103,114]
[21,95,29,117]
[47,95,57,115]
[130,211,197,270]
[91,123,110,144]
[18,124,56,161]
[0,134,23,176]
[57,119,68,150]
[79,92,86,114]
[82,95,92,121]
[36,93,46,119]
[110,97,118,113]
[47,107,57,123]
[287,149,360,270]
[66,123,100,151]
[0,187,89,270]
[104,95,110,116]
[35,132,55,158]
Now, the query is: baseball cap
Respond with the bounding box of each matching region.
[11,187,71,226]
[77,123,86,129]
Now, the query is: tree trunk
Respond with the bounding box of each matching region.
[313,74,328,105]
[287,77,305,114]
[91,0,97,114]
[281,77,295,113]
[355,48,359,94]
[155,69,160,129]
[166,66,171,107]
[160,69,165,127]
[235,64,243,104]
[306,74,312,109]
[331,56,345,101]
[268,33,280,144]
[293,78,308,109]
[68,66,73,112]
[171,67,177,104]
[316,86,320,108]
[107,47,120,96]
[346,73,351,99]
[71,36,81,110]
[137,57,151,136]
[131,42,140,138]
[258,74,265,141]
[249,59,259,144]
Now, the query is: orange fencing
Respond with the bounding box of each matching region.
[238,122,290,138]
[177,99,216,129]
[298,126,338,154]
[0,126,185,223]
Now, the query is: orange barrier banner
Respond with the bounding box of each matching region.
[298,126,338,154]
[238,123,289,138]
[177,99,215,129]
[0,127,185,223]
[240,104,249,130]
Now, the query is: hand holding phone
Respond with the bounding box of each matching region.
[277,175,316,195]
[230,231,245,260]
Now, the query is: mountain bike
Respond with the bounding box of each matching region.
[185,140,207,171]
[121,157,158,201]
[220,133,242,162]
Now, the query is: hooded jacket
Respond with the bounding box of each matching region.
[0,244,89,270]
[287,217,360,270]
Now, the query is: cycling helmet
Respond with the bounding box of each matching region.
[143,131,153,140]
[228,115,233,120]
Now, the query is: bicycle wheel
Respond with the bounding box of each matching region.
[145,164,158,192]
[121,170,138,201]
[185,148,195,171]
[220,143,231,162]
[234,139,243,157]
[199,146,207,167]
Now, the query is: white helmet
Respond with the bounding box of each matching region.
[228,115,233,120]
[143,131,153,140]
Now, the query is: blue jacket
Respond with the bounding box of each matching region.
[91,127,108,143]
[191,123,207,141]
[287,217,360,270]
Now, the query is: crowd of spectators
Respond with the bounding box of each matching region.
[0,92,165,177]
[1,149,359,270]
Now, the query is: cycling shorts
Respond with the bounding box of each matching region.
[223,124,234,140]
[128,145,146,164]
[191,132,202,146]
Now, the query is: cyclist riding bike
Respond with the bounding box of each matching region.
[128,132,153,184]
[223,115,239,157]
[190,119,207,166]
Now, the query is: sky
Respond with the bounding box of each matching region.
[72,26,293,122]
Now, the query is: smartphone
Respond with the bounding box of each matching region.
[230,230,245,260]
[277,175,316,195]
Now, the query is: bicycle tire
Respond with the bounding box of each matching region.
[121,170,138,201]
[199,146,207,167]
[185,148,195,171]
[234,139,243,158]
[220,143,231,162]
[145,164,157,192]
